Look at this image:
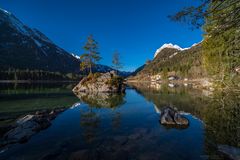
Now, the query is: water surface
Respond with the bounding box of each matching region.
[0,82,239,160]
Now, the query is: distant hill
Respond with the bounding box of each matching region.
[0,8,131,79]
[130,42,207,81]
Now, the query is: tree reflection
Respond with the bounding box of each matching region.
[129,82,240,157]
[112,112,121,130]
[77,92,126,144]
[203,91,240,148]
[129,82,207,117]
[80,108,101,144]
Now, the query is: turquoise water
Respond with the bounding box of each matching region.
[0,83,239,160]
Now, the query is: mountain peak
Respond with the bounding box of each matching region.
[153,42,202,58]
[154,43,183,58]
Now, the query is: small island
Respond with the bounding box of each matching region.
[73,71,126,93]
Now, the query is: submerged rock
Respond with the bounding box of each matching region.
[1,107,65,147]
[160,107,189,127]
[72,71,126,93]
[4,115,40,143]
[218,145,240,160]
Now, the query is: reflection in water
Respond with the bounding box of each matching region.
[129,82,240,159]
[111,112,121,130]
[204,91,240,151]
[80,109,101,144]
[0,83,79,126]
[0,82,239,160]
[76,92,126,145]
[75,92,126,108]
[129,82,208,118]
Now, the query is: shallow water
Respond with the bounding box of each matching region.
[0,82,239,160]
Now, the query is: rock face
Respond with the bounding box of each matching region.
[1,108,65,147]
[160,107,189,127]
[73,71,126,93]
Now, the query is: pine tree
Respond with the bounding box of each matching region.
[80,35,101,74]
[170,0,240,86]
[202,0,240,84]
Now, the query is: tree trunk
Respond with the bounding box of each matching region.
[89,64,92,75]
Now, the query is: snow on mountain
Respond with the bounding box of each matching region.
[154,43,183,58]
[71,53,80,60]
[153,42,201,58]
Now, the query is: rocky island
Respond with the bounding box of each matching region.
[73,71,126,93]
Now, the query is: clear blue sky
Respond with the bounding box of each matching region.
[0,0,203,71]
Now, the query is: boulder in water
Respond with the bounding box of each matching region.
[160,107,189,127]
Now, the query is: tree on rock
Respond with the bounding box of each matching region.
[80,35,101,74]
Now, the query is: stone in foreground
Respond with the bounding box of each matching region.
[160,107,189,127]
[73,71,126,93]
[1,108,65,147]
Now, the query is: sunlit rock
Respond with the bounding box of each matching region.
[73,71,126,93]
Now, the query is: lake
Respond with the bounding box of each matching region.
[0,82,239,160]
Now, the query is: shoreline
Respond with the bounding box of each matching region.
[0,80,79,83]
[126,78,214,90]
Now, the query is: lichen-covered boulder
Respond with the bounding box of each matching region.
[73,71,126,93]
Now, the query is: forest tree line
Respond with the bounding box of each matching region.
[0,69,82,81]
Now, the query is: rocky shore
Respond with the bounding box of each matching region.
[0,107,66,147]
[73,71,126,93]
